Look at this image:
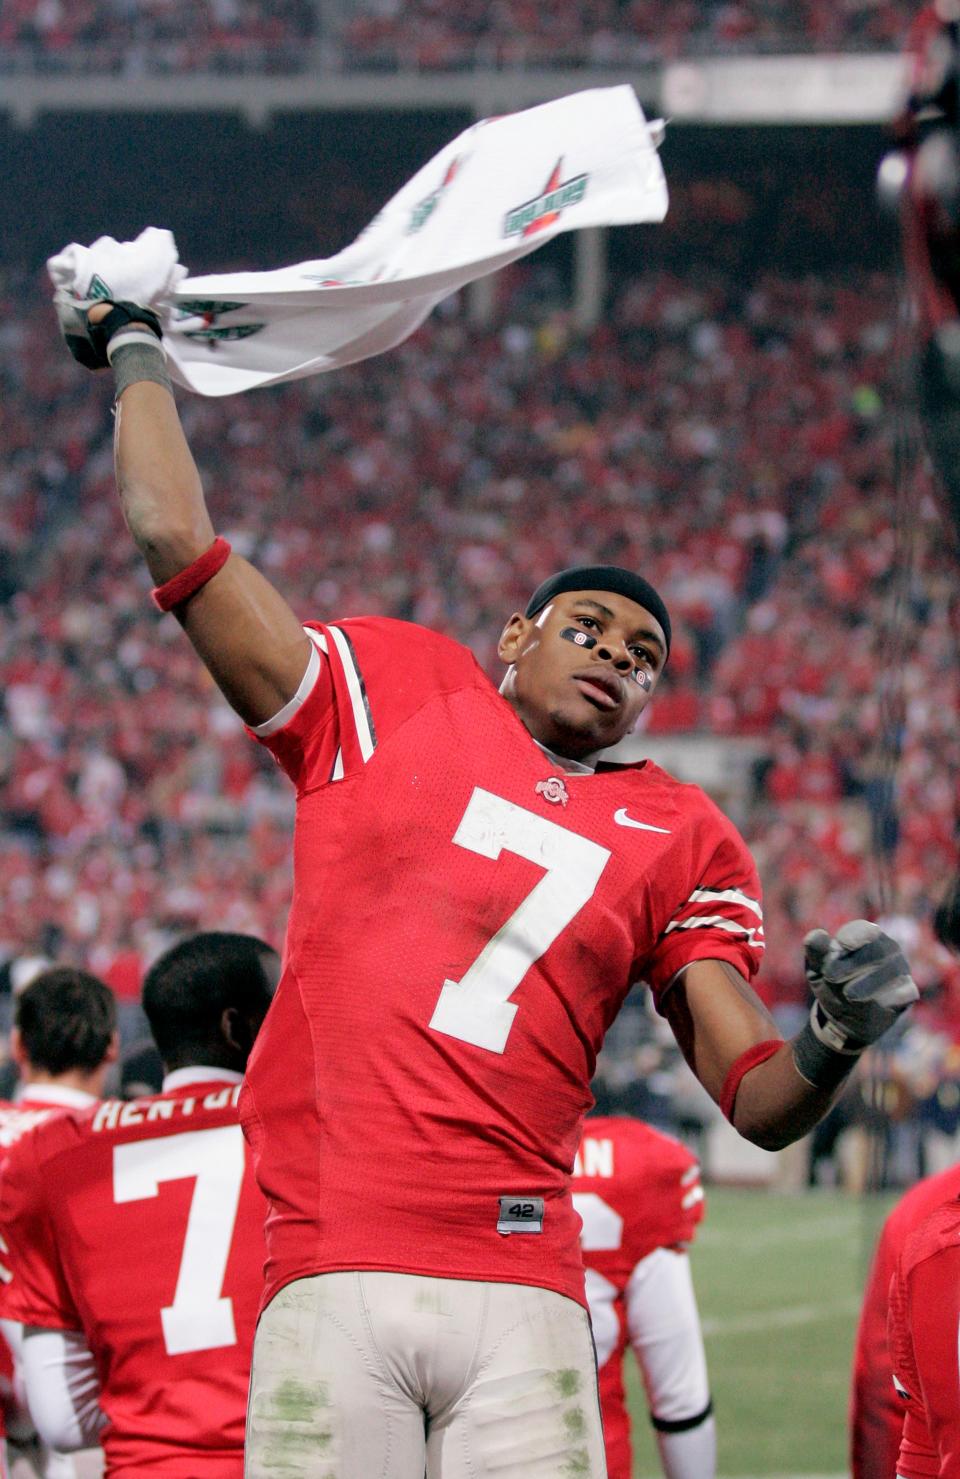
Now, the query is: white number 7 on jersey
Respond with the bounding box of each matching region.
[113,1125,245,1356]
[429,787,611,1053]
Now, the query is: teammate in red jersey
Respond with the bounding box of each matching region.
[0,966,118,1479]
[0,932,277,1479]
[887,1193,960,1477]
[573,1117,714,1479]
[50,291,918,1477]
[850,1163,960,1479]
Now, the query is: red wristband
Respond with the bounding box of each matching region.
[151,537,232,613]
[720,1039,783,1123]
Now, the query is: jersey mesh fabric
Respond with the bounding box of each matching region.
[850,1165,960,1479]
[888,1197,960,1479]
[0,1095,83,1443]
[573,1116,704,1479]
[243,617,762,1313]
[0,1081,267,1478]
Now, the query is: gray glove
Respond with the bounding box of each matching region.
[803,919,919,1053]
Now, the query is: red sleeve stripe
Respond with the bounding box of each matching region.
[720,1039,783,1122]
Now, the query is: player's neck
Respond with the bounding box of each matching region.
[19,1071,101,1103]
[529,737,598,774]
[162,1064,244,1090]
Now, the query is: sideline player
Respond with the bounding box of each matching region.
[887,1192,960,1477]
[573,1116,714,1479]
[49,290,918,1477]
[0,932,277,1478]
[851,1161,960,1478]
[0,967,118,1479]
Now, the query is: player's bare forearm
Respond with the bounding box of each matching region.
[662,960,838,1151]
[114,380,215,578]
[726,1041,839,1150]
[112,377,311,727]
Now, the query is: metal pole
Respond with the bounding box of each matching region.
[573,226,606,332]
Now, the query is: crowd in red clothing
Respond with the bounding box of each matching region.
[0,0,924,75]
[1,262,959,1037]
[341,0,918,71]
[0,0,317,75]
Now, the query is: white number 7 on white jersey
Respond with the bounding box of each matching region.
[113,1125,245,1357]
[429,787,611,1053]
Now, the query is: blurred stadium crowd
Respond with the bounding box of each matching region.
[2,260,960,1073]
[0,0,922,74]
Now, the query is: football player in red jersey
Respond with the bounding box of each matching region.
[573,1117,714,1479]
[850,1163,960,1479]
[49,293,919,1477]
[0,931,277,1479]
[0,966,118,1479]
[887,1193,960,1477]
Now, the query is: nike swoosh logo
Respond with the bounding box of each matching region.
[613,808,671,834]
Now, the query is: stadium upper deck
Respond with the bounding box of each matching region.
[0,0,920,76]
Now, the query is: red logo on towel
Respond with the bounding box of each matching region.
[503,159,589,239]
[408,155,464,236]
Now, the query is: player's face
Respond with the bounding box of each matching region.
[497,589,667,759]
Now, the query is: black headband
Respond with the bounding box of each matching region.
[525,565,671,656]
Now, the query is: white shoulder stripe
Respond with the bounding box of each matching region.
[664,915,765,948]
[681,1185,705,1211]
[252,637,323,738]
[687,886,762,920]
[328,625,376,762]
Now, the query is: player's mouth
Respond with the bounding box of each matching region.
[571,668,624,711]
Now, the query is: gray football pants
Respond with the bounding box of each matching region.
[245,1270,608,1479]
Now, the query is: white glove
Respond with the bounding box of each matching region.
[46,227,186,312]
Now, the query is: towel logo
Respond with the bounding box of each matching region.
[174,301,265,349]
[408,155,464,235]
[503,159,589,239]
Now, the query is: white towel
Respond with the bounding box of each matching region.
[50,86,668,399]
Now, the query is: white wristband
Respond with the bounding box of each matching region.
[106,328,166,362]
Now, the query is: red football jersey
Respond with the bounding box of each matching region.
[573,1116,704,1479]
[0,1073,268,1478]
[850,1165,960,1479]
[888,1197,960,1479]
[0,1087,97,1445]
[244,618,763,1312]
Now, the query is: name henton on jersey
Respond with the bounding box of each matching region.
[92,1084,242,1132]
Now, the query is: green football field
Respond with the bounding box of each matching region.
[625,1186,897,1479]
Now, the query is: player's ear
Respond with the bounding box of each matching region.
[497,611,529,665]
[221,1005,253,1062]
[8,1029,25,1073]
[104,1031,120,1067]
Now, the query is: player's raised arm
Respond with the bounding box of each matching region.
[67,299,312,729]
[663,922,917,1151]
